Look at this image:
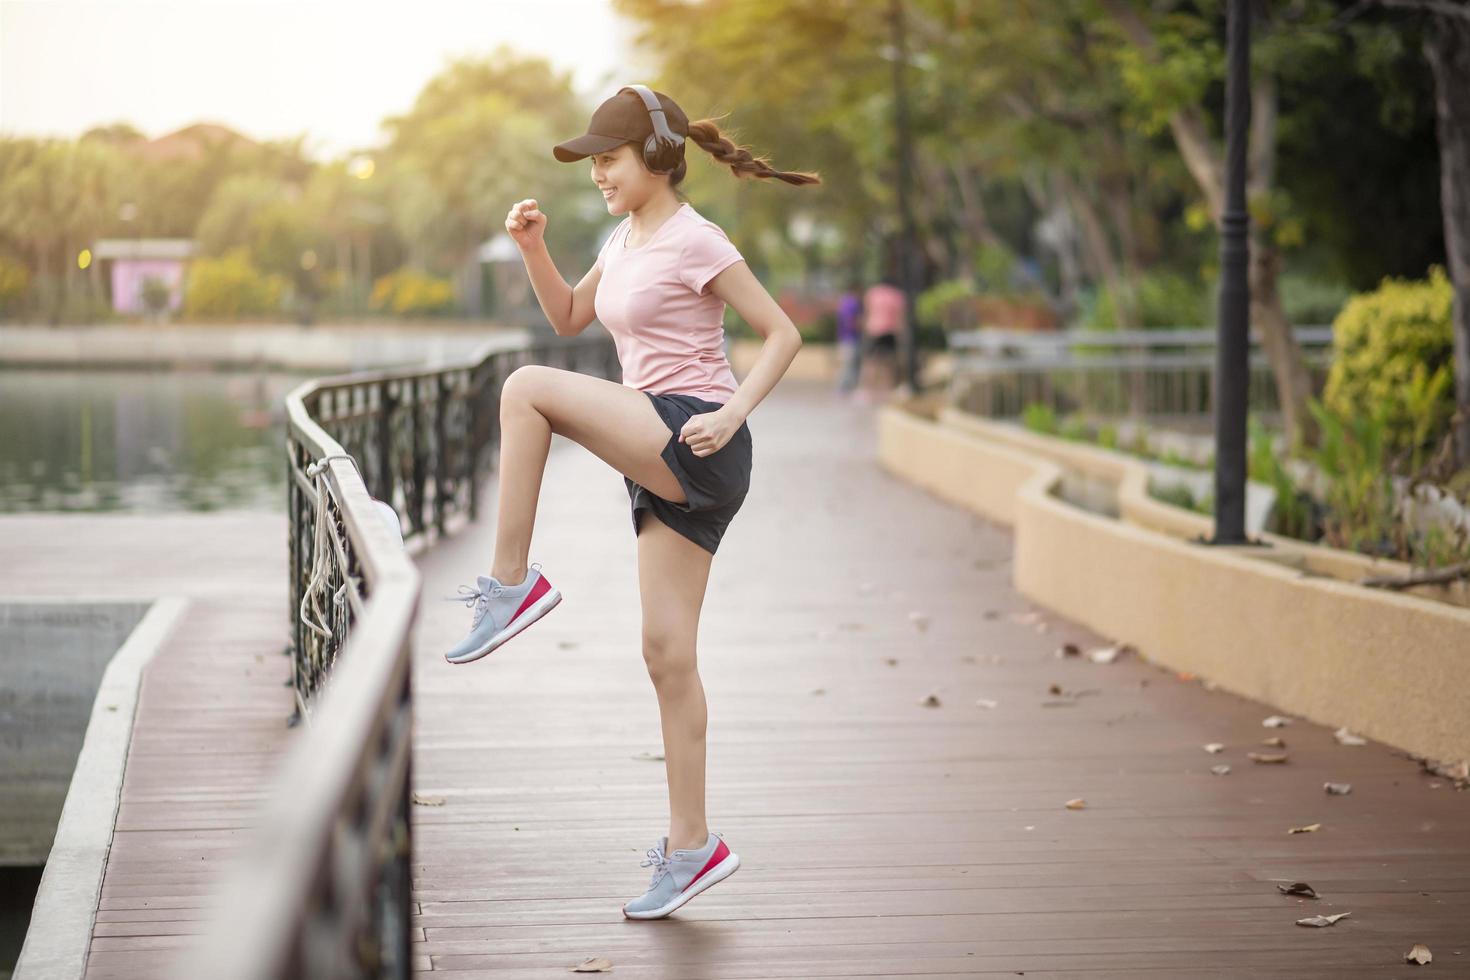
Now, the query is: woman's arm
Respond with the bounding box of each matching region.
[519,239,601,337]
[706,261,802,425]
[506,198,601,337]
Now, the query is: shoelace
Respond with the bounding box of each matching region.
[441,582,505,629]
[440,562,543,629]
[639,832,723,888]
[639,843,673,887]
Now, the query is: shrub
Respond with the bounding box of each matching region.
[1324,265,1455,461]
[182,247,286,318]
[0,256,29,315]
[370,268,456,316]
[1083,269,1209,331]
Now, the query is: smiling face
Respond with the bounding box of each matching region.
[590,142,670,214]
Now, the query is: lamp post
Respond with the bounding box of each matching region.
[1210,0,1251,545]
[888,0,922,393]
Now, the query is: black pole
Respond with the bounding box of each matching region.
[1211,0,1251,545]
[889,0,922,392]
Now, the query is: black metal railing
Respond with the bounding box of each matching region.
[176,330,618,980]
[946,325,1334,421]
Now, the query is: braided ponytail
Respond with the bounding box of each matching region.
[673,118,822,187]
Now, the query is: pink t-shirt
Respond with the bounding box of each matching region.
[593,202,745,402]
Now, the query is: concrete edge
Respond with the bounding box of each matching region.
[12,595,191,980]
[877,401,1470,764]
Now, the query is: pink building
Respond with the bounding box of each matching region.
[92,238,196,314]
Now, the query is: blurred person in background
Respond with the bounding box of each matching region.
[834,277,864,397]
[860,275,905,398]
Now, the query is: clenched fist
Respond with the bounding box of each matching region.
[506,199,546,249]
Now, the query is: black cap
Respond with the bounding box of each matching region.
[553,87,689,163]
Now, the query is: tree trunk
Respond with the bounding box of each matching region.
[1423,10,1470,468]
[1248,234,1316,451]
[1104,0,1318,447]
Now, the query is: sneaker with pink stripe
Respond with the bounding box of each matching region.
[442,562,561,664]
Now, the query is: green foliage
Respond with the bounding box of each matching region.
[1305,396,1396,557]
[1247,414,1314,539]
[1278,272,1351,325]
[1083,269,1210,331]
[182,248,286,318]
[1021,402,1059,435]
[916,278,976,332]
[139,276,171,315]
[1323,265,1455,462]
[0,255,29,313]
[370,268,456,316]
[975,242,1019,295]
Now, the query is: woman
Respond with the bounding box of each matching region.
[441,85,818,919]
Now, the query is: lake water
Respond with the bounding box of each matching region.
[0,368,320,513]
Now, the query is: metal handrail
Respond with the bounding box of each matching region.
[175,330,618,980]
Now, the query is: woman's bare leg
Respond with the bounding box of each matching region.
[635,510,715,854]
[489,364,687,583]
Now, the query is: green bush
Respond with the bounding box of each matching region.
[1278,272,1351,325]
[1082,269,1209,331]
[0,256,29,315]
[1323,265,1455,462]
[370,268,456,316]
[182,247,286,317]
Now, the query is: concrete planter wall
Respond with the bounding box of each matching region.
[877,400,1470,766]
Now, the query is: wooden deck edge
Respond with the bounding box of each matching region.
[13,595,191,980]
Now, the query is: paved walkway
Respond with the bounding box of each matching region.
[407,380,1470,978]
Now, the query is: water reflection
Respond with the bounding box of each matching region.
[0,368,319,513]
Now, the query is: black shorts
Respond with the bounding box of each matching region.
[625,390,753,555]
[867,332,897,354]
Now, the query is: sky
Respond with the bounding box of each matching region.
[0,0,651,160]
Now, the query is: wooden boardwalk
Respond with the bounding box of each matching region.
[0,512,294,979]
[406,381,1470,978]
[9,379,1469,977]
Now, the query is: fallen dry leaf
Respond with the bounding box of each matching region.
[1177,671,1196,682]
[1324,782,1352,795]
[1056,643,1081,658]
[1048,683,1063,695]
[411,793,446,807]
[1405,943,1432,965]
[1203,743,1225,754]
[811,688,825,695]
[569,957,614,972]
[1211,764,1231,776]
[1287,822,1322,834]
[919,693,941,707]
[1262,736,1287,748]
[1249,751,1289,764]
[1277,881,1317,898]
[1262,715,1292,728]
[1065,798,1086,809]
[884,657,899,666]
[1333,726,1367,746]
[1296,911,1350,927]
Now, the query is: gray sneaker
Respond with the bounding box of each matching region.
[442,562,561,664]
[622,832,740,919]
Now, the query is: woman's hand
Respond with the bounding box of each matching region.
[678,408,743,457]
[506,199,546,250]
